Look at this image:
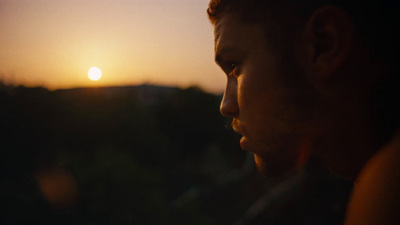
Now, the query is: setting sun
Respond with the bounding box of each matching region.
[88,67,102,81]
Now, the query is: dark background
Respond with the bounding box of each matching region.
[0,83,352,225]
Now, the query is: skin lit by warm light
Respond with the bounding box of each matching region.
[88,67,102,81]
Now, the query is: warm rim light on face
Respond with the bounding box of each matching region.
[88,67,102,81]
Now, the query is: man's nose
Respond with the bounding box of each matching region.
[220,78,239,117]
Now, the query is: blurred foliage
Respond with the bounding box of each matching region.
[0,83,352,225]
[0,84,249,225]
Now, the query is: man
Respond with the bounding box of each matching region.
[207,0,400,224]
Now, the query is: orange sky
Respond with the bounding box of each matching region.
[0,0,225,93]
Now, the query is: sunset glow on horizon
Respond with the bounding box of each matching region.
[0,0,225,93]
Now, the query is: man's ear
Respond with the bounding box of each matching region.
[306,5,355,77]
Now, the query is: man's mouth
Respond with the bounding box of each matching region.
[231,120,244,136]
[231,119,248,150]
[239,136,247,150]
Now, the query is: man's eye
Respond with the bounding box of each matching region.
[228,63,238,70]
[228,63,240,77]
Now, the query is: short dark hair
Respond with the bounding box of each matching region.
[207,0,315,25]
[207,0,399,67]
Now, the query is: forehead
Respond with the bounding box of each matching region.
[214,14,267,58]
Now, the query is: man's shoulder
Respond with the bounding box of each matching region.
[345,134,400,225]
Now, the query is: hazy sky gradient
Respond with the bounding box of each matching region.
[0,0,224,93]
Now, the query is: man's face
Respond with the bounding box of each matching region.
[214,14,316,176]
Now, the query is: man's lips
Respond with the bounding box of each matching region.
[231,120,247,150]
[239,136,247,150]
[231,120,244,136]
[232,126,244,136]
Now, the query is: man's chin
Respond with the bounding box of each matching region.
[254,154,298,178]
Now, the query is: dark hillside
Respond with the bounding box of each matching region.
[0,84,352,225]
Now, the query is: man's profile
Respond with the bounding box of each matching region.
[207,0,400,224]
